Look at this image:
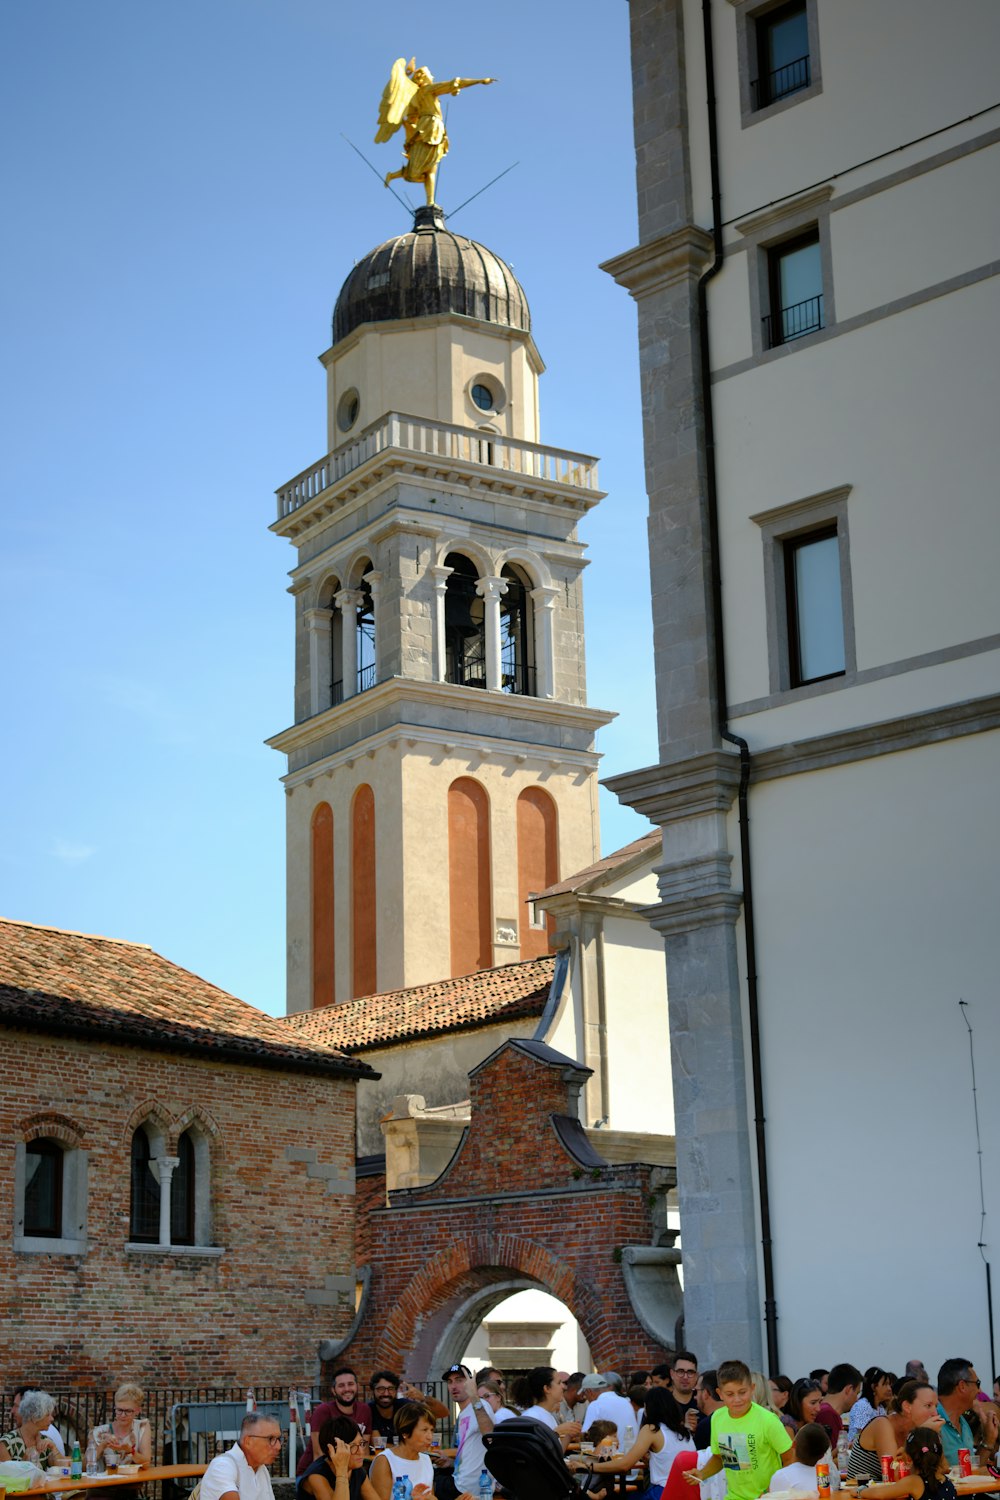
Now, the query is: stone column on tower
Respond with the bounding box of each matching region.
[476,575,509,692]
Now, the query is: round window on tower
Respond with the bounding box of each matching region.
[467,375,505,417]
[337,388,360,433]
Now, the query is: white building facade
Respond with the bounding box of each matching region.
[604,0,1000,1375]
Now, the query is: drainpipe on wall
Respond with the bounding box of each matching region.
[697,0,779,1374]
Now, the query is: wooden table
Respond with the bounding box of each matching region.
[21,1464,206,1497]
[845,1482,998,1498]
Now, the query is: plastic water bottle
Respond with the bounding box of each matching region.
[86,1438,99,1476]
[392,1478,410,1500]
[70,1443,82,1480]
[480,1470,493,1500]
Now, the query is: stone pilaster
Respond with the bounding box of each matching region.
[600,0,764,1366]
[476,575,509,692]
[304,607,333,717]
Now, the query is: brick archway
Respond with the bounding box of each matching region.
[339,1040,677,1379]
[376,1233,609,1375]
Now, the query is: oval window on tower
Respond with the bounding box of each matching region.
[471,383,494,412]
[337,388,360,433]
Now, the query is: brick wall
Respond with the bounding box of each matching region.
[339,1043,668,1379]
[1,1029,358,1389]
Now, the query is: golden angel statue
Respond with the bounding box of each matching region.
[375,57,495,206]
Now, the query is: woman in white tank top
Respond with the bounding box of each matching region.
[575,1388,695,1500]
[369,1404,436,1500]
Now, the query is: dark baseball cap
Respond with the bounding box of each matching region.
[442,1364,472,1379]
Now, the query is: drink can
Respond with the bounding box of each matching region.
[880,1456,892,1482]
[817,1463,831,1498]
[958,1449,973,1478]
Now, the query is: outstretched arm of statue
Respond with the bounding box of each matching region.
[436,77,496,95]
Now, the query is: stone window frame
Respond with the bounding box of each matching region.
[751,485,856,696]
[736,185,836,365]
[729,0,823,129]
[14,1116,89,1256]
[125,1109,222,1259]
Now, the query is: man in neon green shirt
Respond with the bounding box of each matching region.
[686,1360,793,1500]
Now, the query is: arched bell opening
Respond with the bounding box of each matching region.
[444,553,486,689]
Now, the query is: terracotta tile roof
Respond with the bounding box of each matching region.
[282,954,556,1051]
[0,917,373,1078]
[534,829,660,899]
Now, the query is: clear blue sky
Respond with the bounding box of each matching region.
[1,1,657,1016]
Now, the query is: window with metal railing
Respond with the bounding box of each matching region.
[499,564,536,696]
[751,1,811,109]
[764,228,824,348]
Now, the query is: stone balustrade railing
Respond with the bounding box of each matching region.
[276,412,600,520]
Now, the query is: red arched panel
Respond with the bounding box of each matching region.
[311,802,335,1008]
[517,787,559,959]
[352,784,377,998]
[448,777,492,976]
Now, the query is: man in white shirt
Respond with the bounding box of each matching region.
[587,1375,638,1453]
[446,1364,494,1499]
[200,1412,282,1500]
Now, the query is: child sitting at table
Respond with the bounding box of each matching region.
[857,1427,956,1500]
[767,1423,840,1492]
[584,1421,620,1455]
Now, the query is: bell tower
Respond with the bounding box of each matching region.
[268,206,614,1012]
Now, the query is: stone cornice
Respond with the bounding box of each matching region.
[735,184,834,239]
[272,455,604,546]
[318,309,547,378]
[535,892,652,922]
[644,890,745,936]
[603,749,742,823]
[750,692,1000,782]
[600,226,715,300]
[267,677,615,764]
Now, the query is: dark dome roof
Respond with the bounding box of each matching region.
[332,205,531,346]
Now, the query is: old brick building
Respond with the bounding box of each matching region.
[0,917,375,1389]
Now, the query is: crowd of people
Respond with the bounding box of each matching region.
[5,1352,997,1500]
[248,1354,997,1500]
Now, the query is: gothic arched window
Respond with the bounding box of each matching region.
[129,1126,160,1244]
[444,553,486,688]
[500,564,535,696]
[170,1130,196,1246]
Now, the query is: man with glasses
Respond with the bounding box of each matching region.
[670,1352,700,1435]
[369,1371,448,1442]
[936,1359,999,1469]
[201,1412,283,1500]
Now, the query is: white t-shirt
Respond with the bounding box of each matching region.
[521,1406,558,1430]
[454,1403,493,1491]
[201,1443,276,1500]
[767,1456,840,1493]
[588,1392,637,1452]
[493,1407,518,1425]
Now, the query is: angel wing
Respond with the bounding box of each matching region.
[375,58,418,143]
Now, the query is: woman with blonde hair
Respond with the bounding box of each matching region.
[91,1384,152,1470]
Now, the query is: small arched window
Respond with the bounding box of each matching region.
[170,1130,196,1246]
[129,1127,160,1244]
[24,1138,63,1238]
[444,553,486,689]
[500,565,535,696]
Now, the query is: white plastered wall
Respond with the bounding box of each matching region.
[740,729,1000,1377]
